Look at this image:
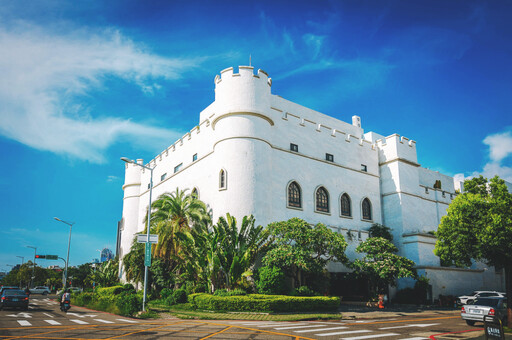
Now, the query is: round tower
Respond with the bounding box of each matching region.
[119,159,143,267]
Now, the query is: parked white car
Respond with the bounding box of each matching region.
[29,286,51,295]
[457,291,506,305]
[461,296,508,326]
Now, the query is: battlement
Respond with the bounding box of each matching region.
[214,66,272,87]
[376,133,418,165]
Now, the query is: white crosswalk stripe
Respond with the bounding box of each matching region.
[274,324,327,330]
[17,320,31,326]
[295,326,348,333]
[116,318,138,323]
[341,333,399,340]
[95,319,114,324]
[379,323,440,330]
[45,320,61,325]
[70,319,88,325]
[317,330,371,336]
[258,323,307,328]
[397,337,429,340]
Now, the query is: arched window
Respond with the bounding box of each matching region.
[362,198,372,220]
[287,181,302,208]
[315,187,329,213]
[191,187,199,199]
[219,169,227,190]
[340,193,351,217]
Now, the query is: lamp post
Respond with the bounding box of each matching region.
[26,246,36,288]
[54,217,74,289]
[16,256,24,288]
[121,157,154,311]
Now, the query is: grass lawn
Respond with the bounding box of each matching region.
[148,301,342,321]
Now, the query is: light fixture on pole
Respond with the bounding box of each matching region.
[121,157,154,312]
[16,256,24,288]
[26,246,36,288]
[54,217,74,289]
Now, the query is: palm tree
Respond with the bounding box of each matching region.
[148,188,211,269]
[123,238,145,286]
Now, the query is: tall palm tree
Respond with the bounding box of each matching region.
[148,188,211,263]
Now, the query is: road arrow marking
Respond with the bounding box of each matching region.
[42,312,54,318]
[379,323,440,330]
[70,319,88,325]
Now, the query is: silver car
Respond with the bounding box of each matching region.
[461,297,508,326]
[29,286,51,295]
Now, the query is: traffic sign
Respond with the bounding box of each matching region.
[35,255,46,259]
[144,242,151,266]
[137,234,159,243]
[45,255,58,260]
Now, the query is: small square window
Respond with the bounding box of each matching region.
[192,153,197,162]
[442,191,446,198]
[425,187,429,194]
[160,173,167,181]
[174,163,183,173]
[361,164,367,172]
[290,143,298,152]
[326,153,334,162]
[450,193,453,199]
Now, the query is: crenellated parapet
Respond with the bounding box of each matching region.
[376,133,418,166]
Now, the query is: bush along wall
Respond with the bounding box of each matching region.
[188,293,340,313]
[71,286,142,317]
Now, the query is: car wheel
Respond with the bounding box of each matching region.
[43,291,47,296]
[467,299,473,305]
[466,320,476,326]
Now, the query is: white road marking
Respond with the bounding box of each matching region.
[70,319,89,325]
[116,319,138,323]
[341,333,399,340]
[17,320,31,326]
[274,324,327,330]
[317,330,371,336]
[28,306,35,309]
[379,323,440,330]
[42,312,54,318]
[295,326,349,333]
[258,323,307,328]
[66,312,83,318]
[7,312,32,318]
[95,319,114,324]
[45,320,61,325]
[397,337,429,340]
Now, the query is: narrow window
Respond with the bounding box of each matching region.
[287,181,302,208]
[442,191,446,198]
[192,187,199,198]
[219,169,227,189]
[361,164,367,172]
[315,187,329,213]
[174,163,183,173]
[425,187,429,194]
[160,173,167,181]
[362,198,372,220]
[450,193,453,199]
[147,183,151,190]
[192,153,198,162]
[340,193,351,217]
[326,153,334,162]
[290,143,299,152]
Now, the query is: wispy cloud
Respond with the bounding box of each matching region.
[0,23,199,163]
[107,175,119,182]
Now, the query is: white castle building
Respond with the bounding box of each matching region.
[120,66,505,298]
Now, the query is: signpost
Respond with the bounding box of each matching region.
[144,243,151,266]
[137,234,159,244]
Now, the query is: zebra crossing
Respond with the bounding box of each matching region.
[229,320,433,339]
[15,317,139,327]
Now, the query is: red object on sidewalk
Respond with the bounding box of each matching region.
[378,300,384,309]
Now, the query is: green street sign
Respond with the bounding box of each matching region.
[45,255,58,260]
[144,242,151,266]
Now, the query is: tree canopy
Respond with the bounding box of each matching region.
[434,175,512,325]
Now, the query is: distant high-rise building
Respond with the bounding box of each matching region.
[100,248,114,262]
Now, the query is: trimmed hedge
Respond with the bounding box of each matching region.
[71,287,142,316]
[187,293,339,313]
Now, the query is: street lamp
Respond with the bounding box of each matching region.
[26,246,36,288]
[54,217,74,289]
[16,256,24,288]
[121,157,154,311]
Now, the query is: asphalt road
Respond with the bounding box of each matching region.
[0,295,491,339]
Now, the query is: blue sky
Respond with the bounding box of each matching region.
[1,0,511,271]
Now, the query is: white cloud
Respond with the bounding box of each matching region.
[483,130,512,162]
[107,175,119,182]
[0,23,198,163]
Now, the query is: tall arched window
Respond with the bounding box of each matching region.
[287,181,302,208]
[219,169,227,190]
[315,187,329,213]
[192,187,199,198]
[340,193,351,217]
[362,198,372,220]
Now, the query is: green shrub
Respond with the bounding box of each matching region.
[122,284,135,293]
[96,286,124,296]
[160,288,173,299]
[166,289,187,305]
[291,286,316,297]
[116,292,143,316]
[189,293,339,312]
[213,289,247,297]
[256,266,287,295]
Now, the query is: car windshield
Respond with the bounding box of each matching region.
[4,290,26,296]
[472,298,500,307]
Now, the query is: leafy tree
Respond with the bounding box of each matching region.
[263,218,348,289]
[434,175,512,325]
[368,223,393,241]
[256,266,287,295]
[123,238,145,287]
[89,257,119,287]
[68,263,94,288]
[351,237,417,297]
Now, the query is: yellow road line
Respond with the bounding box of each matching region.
[104,320,187,339]
[3,325,99,340]
[200,325,233,340]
